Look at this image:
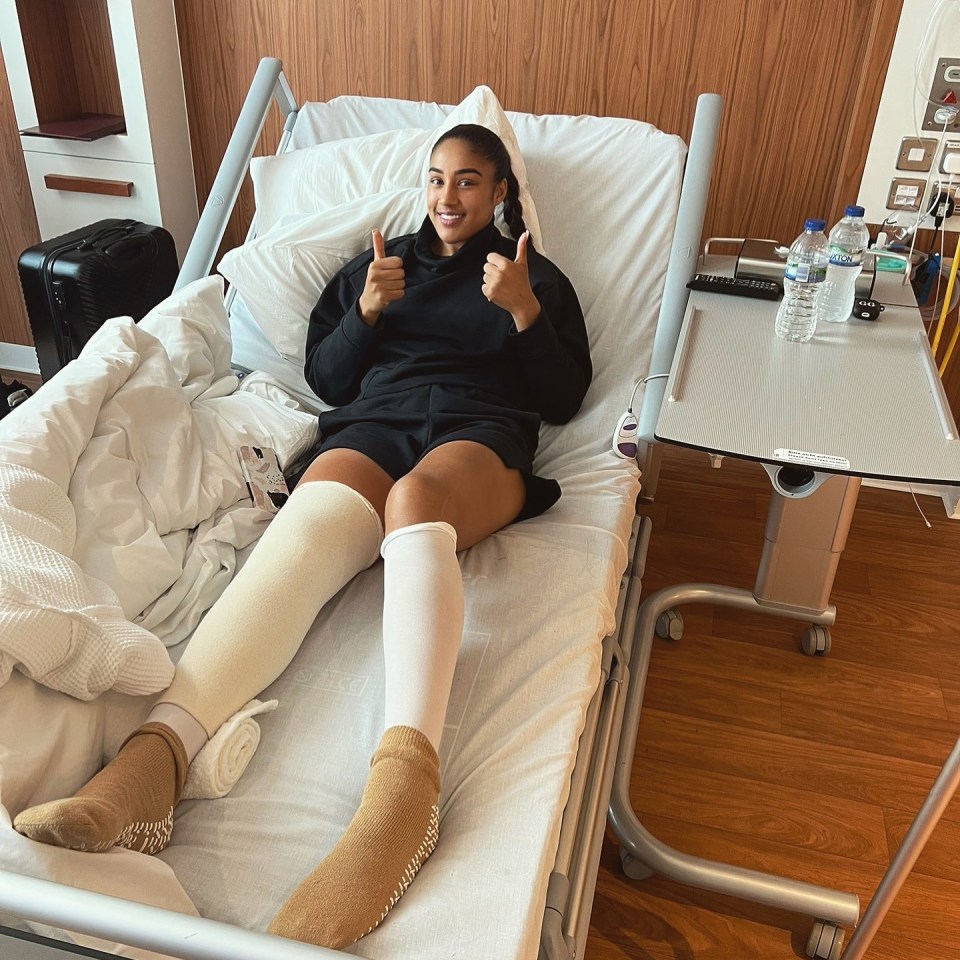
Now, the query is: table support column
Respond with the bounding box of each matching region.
[754,473,861,615]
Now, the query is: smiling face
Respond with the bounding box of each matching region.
[427,138,507,256]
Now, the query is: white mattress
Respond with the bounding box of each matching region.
[0,98,685,960]
[173,101,685,959]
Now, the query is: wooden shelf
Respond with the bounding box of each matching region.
[22,112,125,141]
[15,0,123,128]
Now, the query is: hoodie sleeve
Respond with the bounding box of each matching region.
[509,266,592,423]
[303,252,384,407]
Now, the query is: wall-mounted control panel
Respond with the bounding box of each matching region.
[859,4,959,227]
[923,57,960,132]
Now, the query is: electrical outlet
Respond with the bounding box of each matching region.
[923,57,960,132]
[886,177,925,211]
[897,136,938,171]
[940,139,960,175]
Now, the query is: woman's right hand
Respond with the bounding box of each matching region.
[358,229,405,325]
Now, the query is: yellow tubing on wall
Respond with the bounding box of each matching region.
[932,232,960,374]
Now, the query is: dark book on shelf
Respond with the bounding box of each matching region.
[20,113,126,141]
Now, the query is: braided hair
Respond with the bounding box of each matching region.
[431,123,531,248]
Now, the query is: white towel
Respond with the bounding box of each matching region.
[181,698,278,799]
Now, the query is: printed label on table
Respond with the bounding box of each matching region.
[773,448,850,470]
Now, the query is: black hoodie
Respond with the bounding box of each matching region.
[304,217,592,425]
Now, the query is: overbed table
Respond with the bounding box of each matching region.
[608,264,960,960]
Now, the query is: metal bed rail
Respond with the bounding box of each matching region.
[539,515,652,960]
[0,871,343,960]
[175,57,298,291]
[637,92,723,446]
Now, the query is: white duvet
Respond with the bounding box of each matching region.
[0,276,320,958]
[0,276,318,700]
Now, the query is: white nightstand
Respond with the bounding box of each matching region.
[0,0,198,261]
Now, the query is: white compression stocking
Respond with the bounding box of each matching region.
[380,521,464,752]
[158,481,383,737]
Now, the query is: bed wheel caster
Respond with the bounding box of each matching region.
[655,610,683,641]
[806,920,844,959]
[619,847,655,880]
[801,625,831,657]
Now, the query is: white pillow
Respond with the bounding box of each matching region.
[218,187,425,367]
[250,127,432,234]
[429,85,543,251]
[249,85,543,249]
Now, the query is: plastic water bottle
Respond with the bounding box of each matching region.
[818,205,870,323]
[775,219,828,342]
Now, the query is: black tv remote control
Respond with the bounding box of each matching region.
[686,274,782,300]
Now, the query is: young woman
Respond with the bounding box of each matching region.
[14,123,591,950]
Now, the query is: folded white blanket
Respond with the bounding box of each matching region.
[0,462,174,699]
[0,276,318,699]
[182,699,279,800]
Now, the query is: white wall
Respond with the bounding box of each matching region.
[858,0,960,231]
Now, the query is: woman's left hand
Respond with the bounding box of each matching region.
[483,232,541,331]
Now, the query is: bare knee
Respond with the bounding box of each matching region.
[297,449,393,523]
[385,471,453,532]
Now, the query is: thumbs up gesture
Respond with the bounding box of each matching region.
[482,232,541,331]
[358,229,405,326]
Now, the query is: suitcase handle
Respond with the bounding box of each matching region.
[78,220,138,251]
[104,232,158,260]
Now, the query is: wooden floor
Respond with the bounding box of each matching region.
[586,445,960,960]
[0,369,42,392]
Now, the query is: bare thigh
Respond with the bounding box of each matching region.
[385,441,525,550]
[296,448,395,525]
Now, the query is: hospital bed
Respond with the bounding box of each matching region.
[0,59,720,960]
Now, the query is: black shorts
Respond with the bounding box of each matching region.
[289,384,560,522]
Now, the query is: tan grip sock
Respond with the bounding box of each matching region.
[268,726,440,949]
[13,722,187,854]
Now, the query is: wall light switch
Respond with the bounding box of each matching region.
[886,177,925,211]
[897,137,937,171]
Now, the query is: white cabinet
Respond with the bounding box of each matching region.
[0,0,198,261]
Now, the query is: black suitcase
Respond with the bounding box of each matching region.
[17,219,180,382]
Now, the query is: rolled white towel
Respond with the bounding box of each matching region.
[181,698,278,800]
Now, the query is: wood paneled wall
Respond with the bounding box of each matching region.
[0,0,904,351]
[0,48,37,347]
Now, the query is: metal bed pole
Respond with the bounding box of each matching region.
[637,92,723,446]
[176,57,299,290]
[841,735,960,959]
[0,870,343,960]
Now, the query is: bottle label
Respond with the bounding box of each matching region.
[827,245,864,267]
[785,261,826,283]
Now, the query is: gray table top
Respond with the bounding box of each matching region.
[655,261,960,486]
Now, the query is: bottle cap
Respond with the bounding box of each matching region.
[804,219,826,232]
[844,205,865,217]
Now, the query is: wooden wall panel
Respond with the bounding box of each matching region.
[0,46,38,347]
[0,0,906,356]
[165,0,904,258]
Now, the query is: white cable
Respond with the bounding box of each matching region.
[913,0,952,137]
[627,373,670,411]
[904,120,951,283]
[909,485,933,529]
[930,173,954,314]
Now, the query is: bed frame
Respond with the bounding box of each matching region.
[0,58,721,960]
